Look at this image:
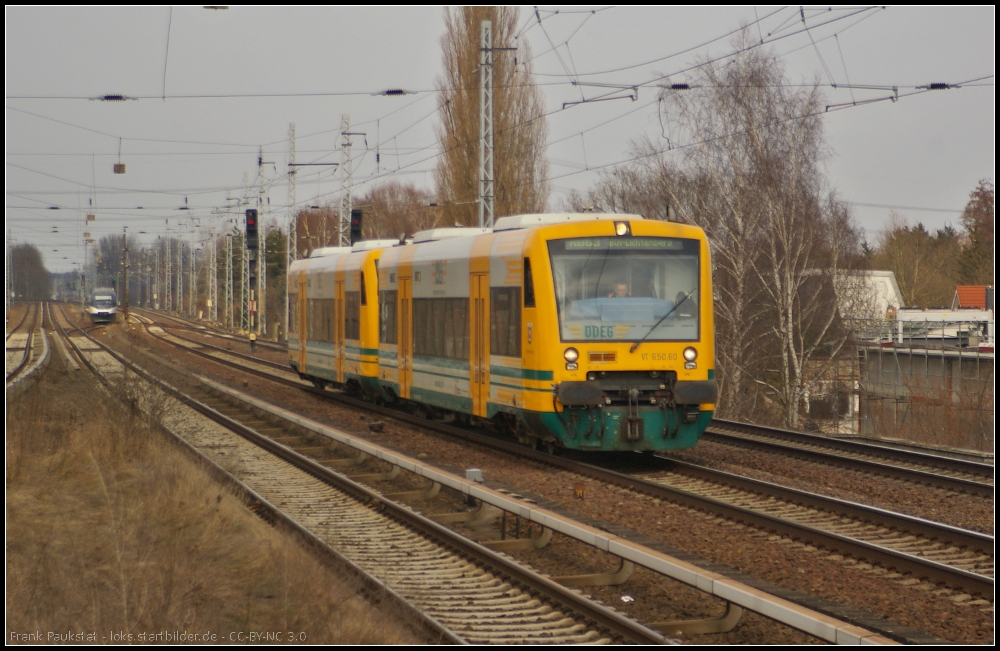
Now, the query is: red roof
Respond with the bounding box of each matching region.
[953,285,990,309]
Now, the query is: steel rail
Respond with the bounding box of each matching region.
[63,305,669,645]
[5,301,32,342]
[112,310,978,642]
[134,308,287,353]
[143,307,994,496]
[706,419,994,495]
[6,302,40,383]
[132,309,995,596]
[50,306,466,645]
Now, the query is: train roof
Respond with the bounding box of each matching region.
[407,214,646,244]
[351,239,401,251]
[308,246,352,258]
[493,212,643,231]
[411,227,491,243]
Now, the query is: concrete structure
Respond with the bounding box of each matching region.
[858,344,994,453]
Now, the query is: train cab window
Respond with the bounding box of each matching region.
[288,292,298,334]
[547,236,700,342]
[523,258,535,308]
[360,272,367,306]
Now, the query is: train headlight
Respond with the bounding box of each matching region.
[683,347,697,362]
[563,347,579,363]
[614,221,630,236]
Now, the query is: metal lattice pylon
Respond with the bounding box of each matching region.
[164,237,172,311]
[241,237,249,332]
[340,114,353,247]
[225,233,233,329]
[479,20,495,229]
[285,123,296,341]
[176,236,183,313]
[208,226,218,322]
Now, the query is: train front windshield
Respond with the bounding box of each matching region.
[548,236,700,342]
[93,294,115,308]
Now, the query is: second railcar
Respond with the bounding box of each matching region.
[288,240,398,396]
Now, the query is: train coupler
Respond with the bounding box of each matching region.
[622,416,643,442]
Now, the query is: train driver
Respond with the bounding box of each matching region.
[608,282,631,298]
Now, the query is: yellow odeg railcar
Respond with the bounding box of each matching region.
[372,213,717,453]
[288,240,397,396]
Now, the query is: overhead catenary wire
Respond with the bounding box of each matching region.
[7,6,987,269]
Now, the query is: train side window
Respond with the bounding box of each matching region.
[345,291,361,340]
[360,272,367,306]
[324,298,334,342]
[413,298,468,360]
[379,290,398,344]
[491,286,521,357]
[444,298,469,359]
[307,299,315,339]
[523,258,535,308]
[288,293,297,334]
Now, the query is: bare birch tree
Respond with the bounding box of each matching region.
[565,31,865,427]
[435,6,549,225]
[658,32,861,427]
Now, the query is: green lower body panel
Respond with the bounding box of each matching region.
[523,407,713,452]
[409,386,473,413]
[367,374,710,452]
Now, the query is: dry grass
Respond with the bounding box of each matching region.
[6,363,422,644]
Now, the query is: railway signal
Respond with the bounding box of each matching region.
[246,209,259,250]
[350,209,363,244]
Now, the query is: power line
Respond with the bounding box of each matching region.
[530,5,793,78]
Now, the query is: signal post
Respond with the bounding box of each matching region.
[246,209,260,337]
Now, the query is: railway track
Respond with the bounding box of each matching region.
[140,307,994,499]
[6,302,49,387]
[628,459,993,594]
[56,304,669,645]
[130,308,994,599]
[6,302,33,342]
[704,420,994,497]
[135,308,287,354]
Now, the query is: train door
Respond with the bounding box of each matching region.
[297,271,307,372]
[335,280,345,383]
[398,277,412,399]
[471,273,491,418]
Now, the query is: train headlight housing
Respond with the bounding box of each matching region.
[564,347,579,363]
[614,221,631,236]
[683,346,697,369]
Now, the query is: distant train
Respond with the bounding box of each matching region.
[87,287,118,324]
[288,213,717,453]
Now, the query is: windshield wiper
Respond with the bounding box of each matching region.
[629,288,695,354]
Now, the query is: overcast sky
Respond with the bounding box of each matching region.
[5,6,994,273]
